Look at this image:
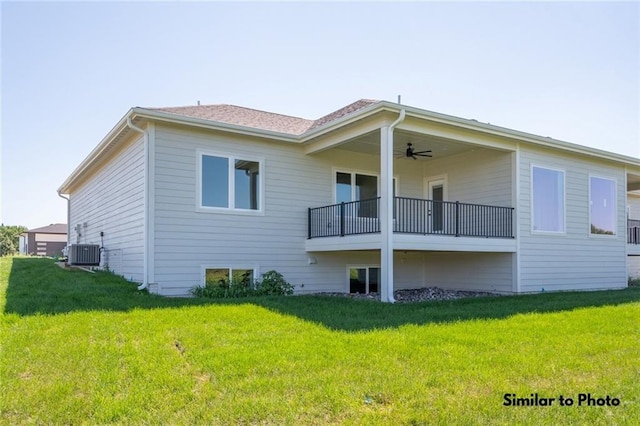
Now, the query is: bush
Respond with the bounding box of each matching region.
[191,270,294,299]
[256,270,294,296]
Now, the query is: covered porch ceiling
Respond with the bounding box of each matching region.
[628,172,640,192]
[330,128,507,161]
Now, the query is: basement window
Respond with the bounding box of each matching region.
[348,266,380,294]
[205,268,255,286]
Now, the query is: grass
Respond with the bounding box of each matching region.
[1,257,639,424]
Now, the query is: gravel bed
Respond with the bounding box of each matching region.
[318,287,503,303]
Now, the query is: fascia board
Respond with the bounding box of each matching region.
[57,109,134,194]
[59,101,640,195]
[376,101,640,167]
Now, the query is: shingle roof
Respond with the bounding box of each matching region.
[27,223,67,234]
[149,99,380,136]
[307,99,379,131]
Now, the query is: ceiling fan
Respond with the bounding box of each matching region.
[403,143,432,160]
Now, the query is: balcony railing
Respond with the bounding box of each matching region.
[628,219,640,245]
[308,197,514,239]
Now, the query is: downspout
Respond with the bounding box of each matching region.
[57,192,71,249]
[383,108,406,303]
[126,116,149,291]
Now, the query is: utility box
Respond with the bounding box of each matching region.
[68,244,100,266]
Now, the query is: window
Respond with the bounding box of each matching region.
[334,171,396,218]
[590,176,616,235]
[348,266,380,294]
[336,172,378,203]
[205,268,255,286]
[200,153,261,211]
[532,166,565,233]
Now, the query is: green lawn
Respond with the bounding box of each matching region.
[1,257,639,424]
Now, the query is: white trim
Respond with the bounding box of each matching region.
[147,123,156,285]
[626,168,629,264]
[424,174,449,200]
[201,265,259,286]
[588,174,618,237]
[513,145,521,293]
[346,264,381,294]
[530,164,566,235]
[424,174,449,233]
[196,149,265,215]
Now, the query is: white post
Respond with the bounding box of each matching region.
[380,126,394,302]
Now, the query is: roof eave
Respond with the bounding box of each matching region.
[58,109,134,194]
[59,100,640,195]
[360,101,640,167]
[132,108,303,142]
[58,108,304,194]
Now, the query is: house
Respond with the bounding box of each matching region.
[19,223,67,257]
[57,99,640,299]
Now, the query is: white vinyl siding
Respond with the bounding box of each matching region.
[418,149,513,207]
[423,252,515,293]
[519,147,627,292]
[628,257,640,279]
[627,194,640,220]
[152,126,517,296]
[68,135,145,282]
[153,124,330,296]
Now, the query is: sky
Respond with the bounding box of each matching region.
[1,1,639,229]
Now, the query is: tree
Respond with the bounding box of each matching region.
[0,225,28,257]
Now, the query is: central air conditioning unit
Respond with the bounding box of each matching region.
[68,244,101,266]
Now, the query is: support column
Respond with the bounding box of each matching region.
[380,126,394,302]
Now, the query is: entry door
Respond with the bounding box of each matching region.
[427,178,446,233]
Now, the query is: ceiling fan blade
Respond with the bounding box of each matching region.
[413,150,432,154]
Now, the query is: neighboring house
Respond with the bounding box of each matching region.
[19,223,67,257]
[57,99,640,299]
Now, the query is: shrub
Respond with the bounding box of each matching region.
[256,270,294,296]
[191,270,294,299]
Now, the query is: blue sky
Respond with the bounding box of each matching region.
[1,1,639,229]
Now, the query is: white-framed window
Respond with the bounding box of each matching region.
[333,169,398,203]
[347,265,380,294]
[333,169,397,218]
[335,170,379,203]
[197,151,264,213]
[203,267,257,286]
[589,175,617,236]
[532,165,565,233]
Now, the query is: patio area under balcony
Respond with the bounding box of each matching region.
[305,197,517,253]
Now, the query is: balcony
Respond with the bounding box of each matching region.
[308,197,514,240]
[628,219,640,245]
